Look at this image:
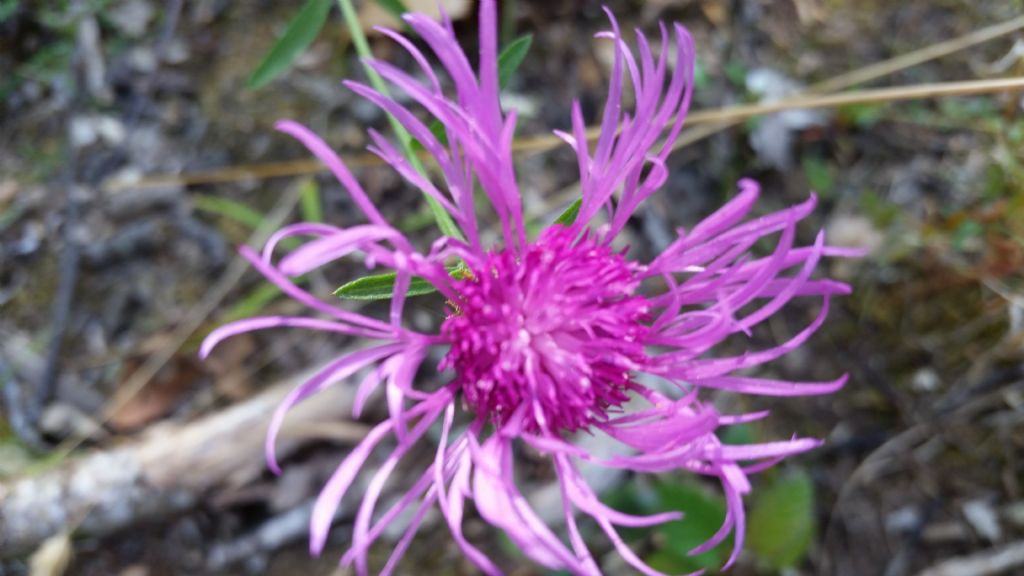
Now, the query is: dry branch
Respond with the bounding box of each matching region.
[0,368,355,557]
[917,541,1024,576]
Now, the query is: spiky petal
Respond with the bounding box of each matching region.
[202,1,855,574]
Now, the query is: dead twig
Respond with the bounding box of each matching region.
[106,76,1024,192]
[0,364,360,557]
[917,540,1024,576]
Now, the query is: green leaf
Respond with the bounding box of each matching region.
[410,119,449,153]
[553,198,582,226]
[220,282,284,323]
[376,0,409,20]
[650,480,729,571]
[247,0,332,90]
[497,34,532,89]
[194,194,302,250]
[719,423,757,446]
[724,61,747,88]
[193,194,267,230]
[336,265,470,300]
[335,272,439,300]
[951,219,984,252]
[298,179,323,222]
[802,155,834,198]
[693,60,709,91]
[747,469,816,570]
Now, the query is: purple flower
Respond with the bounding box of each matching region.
[202,2,857,574]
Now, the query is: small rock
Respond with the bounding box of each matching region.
[501,93,540,118]
[108,0,155,38]
[125,47,158,73]
[12,221,44,257]
[350,98,382,123]
[118,565,149,576]
[162,38,191,65]
[70,115,126,148]
[826,213,884,256]
[912,368,941,393]
[28,531,73,576]
[0,179,18,206]
[886,506,921,534]
[963,499,1002,541]
[746,68,827,170]
[922,521,970,544]
[39,403,108,441]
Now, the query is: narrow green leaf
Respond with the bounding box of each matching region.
[553,198,582,226]
[195,194,302,250]
[801,155,834,198]
[747,469,816,569]
[335,265,468,300]
[221,282,284,323]
[497,34,532,89]
[193,195,267,230]
[335,272,438,300]
[248,0,332,90]
[298,179,323,222]
[719,422,757,446]
[376,0,409,20]
[651,480,729,571]
[410,119,449,153]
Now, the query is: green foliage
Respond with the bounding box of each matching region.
[298,179,323,222]
[221,282,284,323]
[604,477,731,573]
[747,469,817,570]
[859,189,900,228]
[193,194,268,231]
[247,0,333,90]
[648,480,730,572]
[0,0,19,23]
[376,0,409,21]
[801,155,834,198]
[693,60,709,91]
[334,272,441,300]
[553,198,582,226]
[335,265,468,300]
[838,103,884,128]
[724,61,748,89]
[951,219,984,251]
[718,423,756,446]
[498,34,533,89]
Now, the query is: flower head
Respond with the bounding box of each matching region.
[441,225,650,434]
[202,2,857,574]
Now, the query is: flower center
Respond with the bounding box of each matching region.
[439,226,650,433]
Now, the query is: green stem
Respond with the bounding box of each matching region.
[335,0,464,241]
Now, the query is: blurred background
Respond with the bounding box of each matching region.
[2,1,1023,575]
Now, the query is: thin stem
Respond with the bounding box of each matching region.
[335,0,464,241]
[110,77,1024,192]
[513,76,1024,153]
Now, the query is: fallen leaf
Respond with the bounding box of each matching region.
[108,346,203,432]
[29,532,73,576]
